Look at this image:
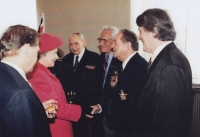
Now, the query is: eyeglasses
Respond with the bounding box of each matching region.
[97,38,112,43]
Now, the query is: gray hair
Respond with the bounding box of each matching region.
[100,26,119,39]
[70,32,85,41]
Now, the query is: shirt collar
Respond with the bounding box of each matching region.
[105,52,113,59]
[1,60,28,82]
[151,41,172,63]
[122,52,137,70]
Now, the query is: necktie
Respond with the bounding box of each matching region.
[147,57,152,69]
[102,54,109,88]
[103,54,109,71]
[73,55,79,72]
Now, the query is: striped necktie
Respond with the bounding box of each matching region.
[103,54,109,71]
[147,57,152,69]
[73,55,79,72]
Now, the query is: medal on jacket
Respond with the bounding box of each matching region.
[119,89,127,100]
[110,71,118,87]
[67,91,76,104]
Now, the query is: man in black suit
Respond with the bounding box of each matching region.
[97,26,122,137]
[136,8,194,137]
[84,26,121,137]
[90,29,147,137]
[59,32,103,137]
[0,25,53,137]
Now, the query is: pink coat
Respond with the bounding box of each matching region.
[27,63,81,137]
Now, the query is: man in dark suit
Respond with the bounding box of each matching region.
[97,26,122,137]
[0,25,53,137]
[90,29,147,137]
[135,8,194,137]
[59,32,103,137]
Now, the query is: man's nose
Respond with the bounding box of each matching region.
[72,44,77,49]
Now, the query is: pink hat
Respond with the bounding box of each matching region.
[39,33,63,53]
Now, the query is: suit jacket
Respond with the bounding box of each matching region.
[99,53,122,117]
[27,63,81,137]
[111,52,147,137]
[0,62,51,137]
[59,49,103,115]
[137,42,194,137]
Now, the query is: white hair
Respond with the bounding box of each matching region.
[100,26,119,39]
[70,32,85,41]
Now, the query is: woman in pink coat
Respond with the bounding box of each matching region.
[27,33,81,137]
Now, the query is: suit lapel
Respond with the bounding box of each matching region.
[145,42,176,82]
[78,49,89,66]
[123,52,139,73]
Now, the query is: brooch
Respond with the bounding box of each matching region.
[110,71,118,88]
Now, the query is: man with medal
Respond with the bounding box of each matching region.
[59,32,103,137]
[88,29,147,137]
[88,26,122,137]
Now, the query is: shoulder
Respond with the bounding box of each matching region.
[62,52,74,62]
[112,57,122,65]
[134,53,148,68]
[161,45,190,71]
[85,49,99,57]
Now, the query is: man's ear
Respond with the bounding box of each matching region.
[153,27,158,37]
[83,40,86,47]
[127,42,132,50]
[22,44,31,57]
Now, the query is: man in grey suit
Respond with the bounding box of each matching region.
[136,8,194,137]
[0,25,55,137]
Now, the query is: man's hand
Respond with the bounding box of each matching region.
[86,104,101,118]
[42,99,58,118]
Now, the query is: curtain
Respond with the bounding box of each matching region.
[131,0,200,84]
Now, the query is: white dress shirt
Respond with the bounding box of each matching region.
[73,48,85,65]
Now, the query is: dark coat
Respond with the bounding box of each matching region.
[60,49,102,111]
[99,53,122,117]
[59,49,103,137]
[0,62,51,137]
[107,53,148,137]
[136,42,194,137]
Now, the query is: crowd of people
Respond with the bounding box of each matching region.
[0,8,194,137]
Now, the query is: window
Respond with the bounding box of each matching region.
[131,0,200,84]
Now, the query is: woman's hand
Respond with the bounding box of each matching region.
[42,99,58,118]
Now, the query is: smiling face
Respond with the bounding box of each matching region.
[98,29,114,54]
[69,34,86,55]
[138,27,154,53]
[41,48,59,68]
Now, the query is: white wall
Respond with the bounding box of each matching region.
[0,0,37,36]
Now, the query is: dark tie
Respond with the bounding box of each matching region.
[147,57,152,69]
[103,54,109,71]
[73,55,79,72]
